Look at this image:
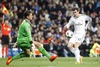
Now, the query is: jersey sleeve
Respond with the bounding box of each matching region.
[84,15,92,29]
[65,17,74,29]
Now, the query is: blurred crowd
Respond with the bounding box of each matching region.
[0,0,100,57]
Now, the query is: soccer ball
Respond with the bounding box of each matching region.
[65,30,73,38]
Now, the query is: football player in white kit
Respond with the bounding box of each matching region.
[64,8,92,64]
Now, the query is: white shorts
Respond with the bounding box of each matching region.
[69,34,85,45]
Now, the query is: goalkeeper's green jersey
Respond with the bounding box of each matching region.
[17,19,32,47]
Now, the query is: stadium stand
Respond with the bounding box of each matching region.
[0,0,100,57]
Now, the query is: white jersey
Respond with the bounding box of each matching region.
[65,14,91,35]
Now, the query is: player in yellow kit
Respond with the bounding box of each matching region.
[89,40,100,57]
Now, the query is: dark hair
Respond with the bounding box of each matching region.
[72,8,79,11]
[23,10,32,18]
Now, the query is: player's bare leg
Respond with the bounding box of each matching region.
[67,42,75,54]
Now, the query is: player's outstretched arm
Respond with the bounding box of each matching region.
[85,15,92,30]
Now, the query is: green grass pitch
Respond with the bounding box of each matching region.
[0,57,100,67]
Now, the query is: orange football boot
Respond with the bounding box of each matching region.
[50,55,58,62]
[6,56,12,65]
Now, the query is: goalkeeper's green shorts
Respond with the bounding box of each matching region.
[20,46,31,52]
[18,43,32,52]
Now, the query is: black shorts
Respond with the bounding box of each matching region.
[1,35,9,45]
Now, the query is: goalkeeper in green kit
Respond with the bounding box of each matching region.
[6,10,57,65]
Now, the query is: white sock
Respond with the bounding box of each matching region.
[74,48,80,62]
[70,47,75,54]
